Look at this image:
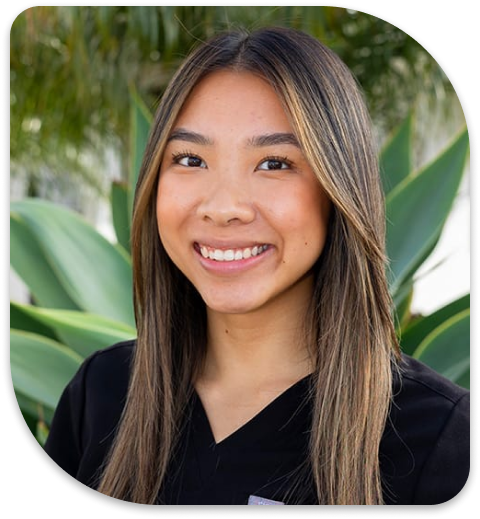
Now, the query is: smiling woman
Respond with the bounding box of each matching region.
[157,71,330,317]
[44,27,469,505]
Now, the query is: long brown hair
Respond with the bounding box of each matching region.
[98,27,400,505]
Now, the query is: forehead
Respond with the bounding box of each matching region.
[173,70,293,137]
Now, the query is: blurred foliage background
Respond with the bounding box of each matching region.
[10,7,469,443]
[11,6,463,199]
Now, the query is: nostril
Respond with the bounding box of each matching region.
[198,200,256,226]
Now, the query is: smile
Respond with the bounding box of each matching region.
[195,243,270,262]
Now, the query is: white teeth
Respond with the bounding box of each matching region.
[224,250,235,261]
[198,244,268,262]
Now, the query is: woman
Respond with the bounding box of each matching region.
[44,27,469,505]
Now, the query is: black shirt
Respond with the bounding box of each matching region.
[44,340,469,505]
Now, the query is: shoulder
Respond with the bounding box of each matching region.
[51,339,135,417]
[78,339,135,408]
[61,339,136,429]
[80,339,135,382]
[382,355,470,505]
[396,354,468,405]
[44,340,136,483]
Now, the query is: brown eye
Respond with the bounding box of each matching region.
[175,155,206,168]
[257,157,290,171]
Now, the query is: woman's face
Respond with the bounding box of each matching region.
[157,71,331,315]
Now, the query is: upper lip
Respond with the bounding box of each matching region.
[194,239,269,250]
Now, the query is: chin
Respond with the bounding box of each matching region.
[200,291,266,316]
[203,300,258,316]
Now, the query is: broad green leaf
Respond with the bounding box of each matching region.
[413,309,470,387]
[14,392,38,435]
[10,301,59,342]
[389,228,443,302]
[10,213,79,310]
[400,294,470,356]
[380,113,413,195]
[14,303,136,358]
[455,369,470,390]
[128,89,153,222]
[111,180,131,253]
[394,284,414,332]
[11,199,135,327]
[392,277,414,310]
[36,420,49,446]
[386,128,469,294]
[10,330,82,411]
[15,390,54,426]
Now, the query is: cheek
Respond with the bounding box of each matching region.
[267,184,330,252]
[157,176,179,211]
[156,176,193,231]
[156,183,185,260]
[304,191,330,237]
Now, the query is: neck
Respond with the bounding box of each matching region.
[200,291,314,388]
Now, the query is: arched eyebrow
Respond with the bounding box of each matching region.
[167,128,300,149]
[246,133,300,149]
[167,128,213,146]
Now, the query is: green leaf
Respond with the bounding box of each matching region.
[394,283,414,332]
[14,303,136,358]
[111,180,131,253]
[413,309,470,387]
[10,301,59,342]
[386,128,469,294]
[10,213,79,310]
[14,392,38,435]
[11,198,135,327]
[15,390,54,426]
[10,330,83,411]
[400,294,470,356]
[455,369,470,390]
[379,112,413,195]
[37,420,50,446]
[390,229,443,302]
[392,277,414,310]
[128,89,153,223]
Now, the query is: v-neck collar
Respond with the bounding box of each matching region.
[192,373,312,450]
[161,374,315,503]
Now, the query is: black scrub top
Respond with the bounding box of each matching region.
[44,340,469,505]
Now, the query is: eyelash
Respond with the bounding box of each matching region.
[257,155,293,171]
[171,150,205,167]
[170,151,294,171]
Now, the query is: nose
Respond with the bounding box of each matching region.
[197,175,256,226]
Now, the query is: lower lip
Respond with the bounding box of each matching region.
[193,244,273,274]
